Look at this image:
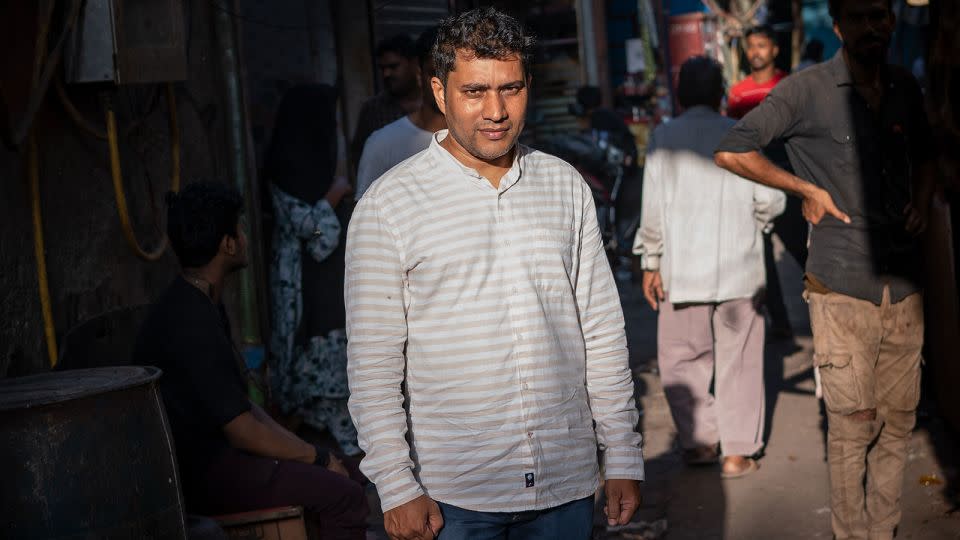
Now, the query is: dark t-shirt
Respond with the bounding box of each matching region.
[133,277,251,496]
[716,51,933,305]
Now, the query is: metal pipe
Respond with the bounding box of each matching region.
[213,2,261,345]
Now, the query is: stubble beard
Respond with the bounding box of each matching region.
[449,125,519,162]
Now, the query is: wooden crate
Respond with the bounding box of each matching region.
[215,506,308,540]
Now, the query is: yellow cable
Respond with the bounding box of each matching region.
[106,83,181,261]
[29,131,59,367]
[54,75,107,140]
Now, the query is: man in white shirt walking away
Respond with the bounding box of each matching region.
[346,8,643,540]
[355,27,447,199]
[634,56,785,479]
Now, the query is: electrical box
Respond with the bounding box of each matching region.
[64,0,187,85]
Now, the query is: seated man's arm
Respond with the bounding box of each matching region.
[175,325,323,467]
[223,409,315,464]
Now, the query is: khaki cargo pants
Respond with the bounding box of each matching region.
[806,287,923,540]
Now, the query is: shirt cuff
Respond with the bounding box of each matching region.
[375,467,426,513]
[641,254,660,271]
[603,446,645,482]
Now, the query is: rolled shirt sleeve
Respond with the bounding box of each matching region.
[716,81,805,155]
[576,181,645,481]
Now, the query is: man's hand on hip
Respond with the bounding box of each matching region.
[604,478,642,526]
[384,495,444,540]
[802,185,850,225]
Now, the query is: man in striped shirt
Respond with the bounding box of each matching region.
[345,8,644,540]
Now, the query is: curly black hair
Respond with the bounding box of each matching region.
[165,182,244,268]
[744,25,776,43]
[432,7,535,85]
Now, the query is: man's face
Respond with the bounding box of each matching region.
[378,52,419,96]
[745,34,778,73]
[431,52,528,162]
[834,1,894,65]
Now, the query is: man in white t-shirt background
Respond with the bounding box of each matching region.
[356,27,446,199]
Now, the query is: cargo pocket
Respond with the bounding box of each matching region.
[814,353,862,415]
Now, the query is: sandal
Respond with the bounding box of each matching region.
[721,457,759,479]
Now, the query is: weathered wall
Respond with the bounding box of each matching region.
[0,1,232,376]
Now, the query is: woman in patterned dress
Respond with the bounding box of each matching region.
[264,85,358,455]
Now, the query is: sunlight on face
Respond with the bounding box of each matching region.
[432,51,528,164]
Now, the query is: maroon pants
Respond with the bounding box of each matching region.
[189,449,369,540]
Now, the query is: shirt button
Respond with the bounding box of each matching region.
[527,431,534,439]
[522,382,529,390]
[512,287,518,294]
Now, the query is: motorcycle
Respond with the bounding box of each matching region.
[537,129,630,266]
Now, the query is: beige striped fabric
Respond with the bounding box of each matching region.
[345,131,644,513]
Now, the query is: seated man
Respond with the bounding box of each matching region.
[134,182,368,539]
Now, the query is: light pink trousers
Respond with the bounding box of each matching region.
[657,294,766,457]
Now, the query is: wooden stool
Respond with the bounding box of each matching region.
[213,506,309,540]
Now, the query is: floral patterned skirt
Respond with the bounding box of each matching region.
[274,329,360,456]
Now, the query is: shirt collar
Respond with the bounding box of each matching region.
[683,105,718,117]
[828,48,894,90]
[426,129,526,193]
[828,49,854,87]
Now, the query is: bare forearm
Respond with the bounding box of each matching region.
[223,411,315,464]
[715,150,815,198]
[249,403,303,445]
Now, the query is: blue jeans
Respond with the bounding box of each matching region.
[436,496,594,539]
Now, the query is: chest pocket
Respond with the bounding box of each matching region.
[533,227,575,288]
[829,123,862,173]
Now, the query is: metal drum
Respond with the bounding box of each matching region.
[0,366,187,539]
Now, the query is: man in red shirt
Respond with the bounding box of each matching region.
[728,25,785,119]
